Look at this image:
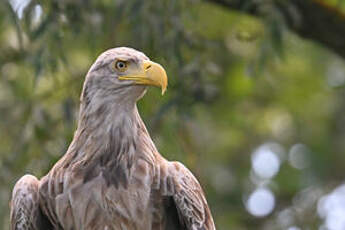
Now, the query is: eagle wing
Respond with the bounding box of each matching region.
[164,161,216,230]
[10,175,52,230]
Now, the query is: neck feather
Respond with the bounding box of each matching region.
[57,98,157,187]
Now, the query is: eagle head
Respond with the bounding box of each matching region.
[81,47,168,109]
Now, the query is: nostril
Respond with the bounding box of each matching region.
[146,65,152,70]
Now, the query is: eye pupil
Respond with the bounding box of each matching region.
[116,61,126,69]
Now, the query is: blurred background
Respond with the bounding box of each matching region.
[1,0,345,229]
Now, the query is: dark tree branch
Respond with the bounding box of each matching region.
[207,0,345,59]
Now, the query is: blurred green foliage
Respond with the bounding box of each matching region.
[1,0,345,229]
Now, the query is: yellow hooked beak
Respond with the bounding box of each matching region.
[118,60,168,95]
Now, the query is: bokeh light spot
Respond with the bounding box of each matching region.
[9,0,31,19]
[327,60,345,88]
[246,187,275,217]
[288,143,310,170]
[251,145,281,179]
[288,227,301,230]
[318,184,345,230]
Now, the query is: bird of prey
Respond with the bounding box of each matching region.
[10,47,216,230]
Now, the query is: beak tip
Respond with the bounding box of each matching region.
[161,88,166,95]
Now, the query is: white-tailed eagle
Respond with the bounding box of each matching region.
[10,47,215,230]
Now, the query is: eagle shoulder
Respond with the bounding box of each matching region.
[158,161,216,230]
[10,175,52,230]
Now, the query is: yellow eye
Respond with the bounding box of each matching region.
[114,60,127,72]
